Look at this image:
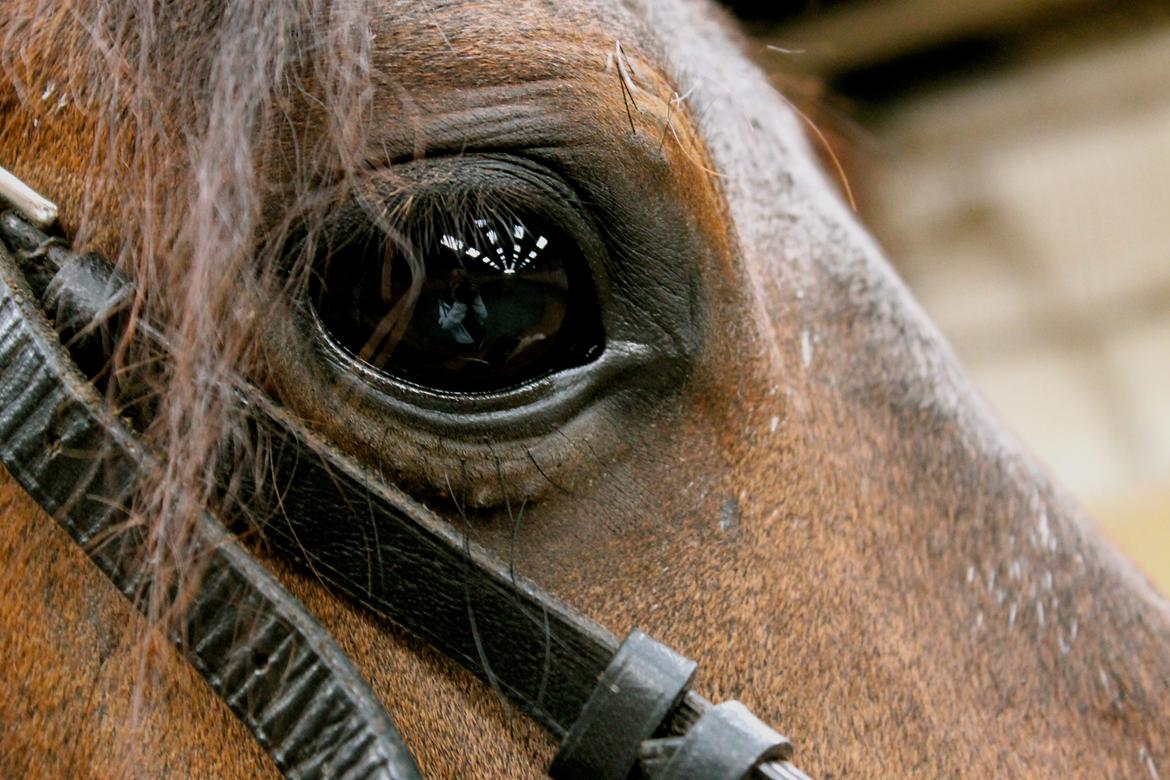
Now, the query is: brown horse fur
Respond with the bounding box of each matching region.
[2,1,1169,778]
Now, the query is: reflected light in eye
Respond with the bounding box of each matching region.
[312,210,602,393]
[448,221,551,276]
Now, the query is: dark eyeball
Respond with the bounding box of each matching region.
[311,209,604,393]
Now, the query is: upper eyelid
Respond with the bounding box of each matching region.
[294,157,598,248]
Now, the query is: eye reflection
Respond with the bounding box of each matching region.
[312,209,603,393]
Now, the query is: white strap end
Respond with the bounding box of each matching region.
[0,165,59,230]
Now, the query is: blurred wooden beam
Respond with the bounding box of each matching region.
[759,0,1100,76]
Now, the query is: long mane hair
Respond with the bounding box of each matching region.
[2,1,382,638]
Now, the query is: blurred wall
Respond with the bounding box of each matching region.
[737,2,1170,594]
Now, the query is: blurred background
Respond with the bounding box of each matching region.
[721,1,1170,595]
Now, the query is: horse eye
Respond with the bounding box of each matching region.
[311,210,604,393]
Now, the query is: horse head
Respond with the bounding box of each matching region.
[1,1,1167,777]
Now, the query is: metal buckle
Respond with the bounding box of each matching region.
[0,164,59,229]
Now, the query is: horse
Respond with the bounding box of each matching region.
[2,1,1168,777]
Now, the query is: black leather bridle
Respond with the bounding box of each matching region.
[0,166,811,780]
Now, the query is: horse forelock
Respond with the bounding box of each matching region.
[1,0,369,640]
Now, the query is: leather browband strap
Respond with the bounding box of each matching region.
[0,200,810,780]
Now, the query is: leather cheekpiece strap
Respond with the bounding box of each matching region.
[0,204,814,780]
[549,630,696,780]
[659,701,792,780]
[0,214,422,780]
